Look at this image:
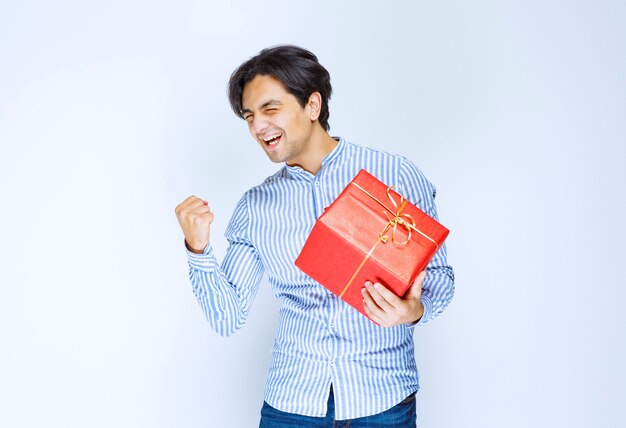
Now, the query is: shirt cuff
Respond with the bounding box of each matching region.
[415,294,433,326]
[185,241,216,272]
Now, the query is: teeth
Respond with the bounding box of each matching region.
[262,134,281,142]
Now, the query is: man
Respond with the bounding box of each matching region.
[175,45,454,427]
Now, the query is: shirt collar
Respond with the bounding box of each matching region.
[284,136,345,181]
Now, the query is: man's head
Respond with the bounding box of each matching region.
[228,45,332,131]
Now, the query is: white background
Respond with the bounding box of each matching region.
[1,1,625,427]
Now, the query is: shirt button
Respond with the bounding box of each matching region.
[330,360,335,365]
[315,181,320,186]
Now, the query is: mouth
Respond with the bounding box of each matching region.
[261,132,282,149]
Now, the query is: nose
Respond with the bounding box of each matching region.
[250,115,269,135]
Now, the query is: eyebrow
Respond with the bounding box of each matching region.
[241,99,282,115]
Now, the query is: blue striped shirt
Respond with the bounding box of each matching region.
[186,137,454,419]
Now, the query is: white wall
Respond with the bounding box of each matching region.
[1,1,624,427]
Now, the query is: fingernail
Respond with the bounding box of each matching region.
[373,283,381,290]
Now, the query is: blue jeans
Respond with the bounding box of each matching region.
[259,387,417,427]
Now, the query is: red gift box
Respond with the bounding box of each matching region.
[295,169,449,322]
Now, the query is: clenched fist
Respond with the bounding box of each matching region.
[175,195,214,254]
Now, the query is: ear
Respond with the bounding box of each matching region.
[307,92,322,121]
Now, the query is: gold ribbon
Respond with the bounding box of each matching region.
[338,182,439,299]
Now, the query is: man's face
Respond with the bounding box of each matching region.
[241,74,315,166]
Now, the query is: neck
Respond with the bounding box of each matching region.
[287,126,338,174]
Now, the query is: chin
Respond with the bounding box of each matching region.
[265,153,285,164]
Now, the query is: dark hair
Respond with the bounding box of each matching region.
[228,45,333,131]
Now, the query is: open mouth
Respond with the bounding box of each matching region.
[262,133,282,147]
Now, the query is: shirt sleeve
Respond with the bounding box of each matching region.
[185,193,265,336]
[398,157,455,326]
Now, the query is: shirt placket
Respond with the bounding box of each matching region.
[311,171,342,403]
